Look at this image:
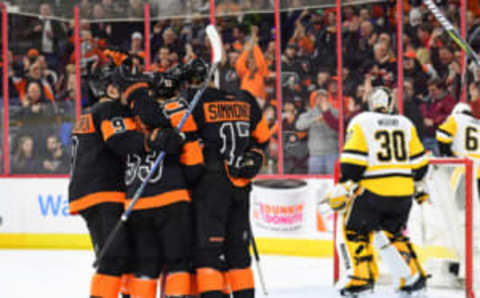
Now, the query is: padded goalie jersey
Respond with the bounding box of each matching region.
[69,100,145,214]
[184,87,270,186]
[340,112,428,197]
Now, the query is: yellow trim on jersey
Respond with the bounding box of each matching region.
[437,116,457,143]
[467,153,480,159]
[409,126,426,158]
[339,156,368,167]
[343,123,368,153]
[436,135,453,144]
[368,164,412,170]
[360,176,415,196]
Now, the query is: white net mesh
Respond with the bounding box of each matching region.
[400,159,479,295]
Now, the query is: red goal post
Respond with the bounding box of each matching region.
[333,157,475,298]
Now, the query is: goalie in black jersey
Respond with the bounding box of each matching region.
[169,59,271,298]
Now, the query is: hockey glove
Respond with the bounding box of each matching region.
[414,181,429,205]
[146,128,185,155]
[325,181,362,212]
[237,149,264,179]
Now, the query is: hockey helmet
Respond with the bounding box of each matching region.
[87,65,115,99]
[152,72,181,99]
[368,87,394,113]
[451,102,472,115]
[182,58,209,84]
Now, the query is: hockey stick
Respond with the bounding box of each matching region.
[423,0,480,67]
[249,224,269,296]
[93,25,223,268]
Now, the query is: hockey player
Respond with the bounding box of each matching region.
[437,102,480,160]
[120,70,204,298]
[326,87,429,296]
[69,66,168,298]
[436,102,480,280]
[176,59,271,298]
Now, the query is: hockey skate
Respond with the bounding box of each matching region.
[397,274,428,297]
[339,283,373,297]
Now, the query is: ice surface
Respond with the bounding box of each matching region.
[0,250,466,298]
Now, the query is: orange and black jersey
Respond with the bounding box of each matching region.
[183,87,270,186]
[123,86,204,211]
[69,100,146,214]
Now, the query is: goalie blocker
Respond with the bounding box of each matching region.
[331,87,430,296]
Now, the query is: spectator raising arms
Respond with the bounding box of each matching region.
[235,25,269,106]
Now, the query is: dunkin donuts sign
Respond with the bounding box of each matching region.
[254,202,304,231]
[251,179,308,233]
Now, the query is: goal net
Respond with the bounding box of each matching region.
[334,158,479,298]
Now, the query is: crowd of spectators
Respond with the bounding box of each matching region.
[3,0,480,175]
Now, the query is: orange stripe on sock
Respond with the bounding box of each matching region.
[129,277,157,298]
[196,267,224,293]
[120,274,134,295]
[228,268,255,292]
[90,273,121,298]
[164,272,191,296]
[223,271,232,294]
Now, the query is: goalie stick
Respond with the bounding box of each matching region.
[424,0,480,67]
[93,24,223,268]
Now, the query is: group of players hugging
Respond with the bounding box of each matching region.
[68,52,270,298]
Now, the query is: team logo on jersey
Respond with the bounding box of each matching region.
[204,101,250,123]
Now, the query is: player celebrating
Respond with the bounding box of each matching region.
[327,87,429,297]
[178,59,271,298]
[121,71,203,298]
[69,66,160,298]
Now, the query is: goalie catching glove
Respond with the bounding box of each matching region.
[413,181,429,205]
[146,128,185,154]
[325,181,363,212]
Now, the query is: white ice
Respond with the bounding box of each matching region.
[0,250,466,298]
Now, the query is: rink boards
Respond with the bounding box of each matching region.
[0,177,458,261]
[0,177,338,256]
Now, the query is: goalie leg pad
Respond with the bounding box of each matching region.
[374,231,412,289]
[336,214,376,292]
[387,233,428,286]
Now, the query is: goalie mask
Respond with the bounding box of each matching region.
[368,87,394,114]
[451,102,472,116]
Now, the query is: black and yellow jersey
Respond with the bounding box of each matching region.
[69,100,145,214]
[437,113,480,160]
[184,87,270,187]
[340,111,428,197]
